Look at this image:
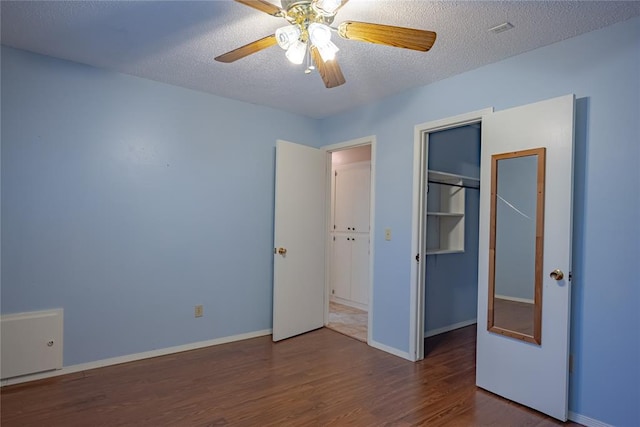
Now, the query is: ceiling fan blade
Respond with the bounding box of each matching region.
[337,21,437,52]
[215,35,278,63]
[311,47,346,89]
[234,0,284,17]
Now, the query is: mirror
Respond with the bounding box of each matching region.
[488,148,545,345]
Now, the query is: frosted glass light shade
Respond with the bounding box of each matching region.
[276,25,301,50]
[285,40,307,64]
[314,0,342,15]
[316,40,339,62]
[308,23,332,46]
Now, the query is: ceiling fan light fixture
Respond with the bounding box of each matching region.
[219,0,438,89]
[276,25,301,50]
[316,40,339,62]
[285,40,307,64]
[308,23,332,46]
[313,0,342,16]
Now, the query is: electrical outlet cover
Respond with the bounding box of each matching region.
[195,305,203,317]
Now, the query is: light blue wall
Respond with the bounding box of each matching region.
[428,125,480,178]
[0,46,321,365]
[320,17,639,427]
[424,125,479,334]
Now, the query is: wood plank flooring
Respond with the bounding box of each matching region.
[1,326,580,426]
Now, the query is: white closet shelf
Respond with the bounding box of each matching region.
[425,170,475,255]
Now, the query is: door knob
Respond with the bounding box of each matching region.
[550,269,564,281]
[277,247,287,255]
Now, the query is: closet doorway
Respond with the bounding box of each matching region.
[325,141,374,343]
[410,108,491,361]
[422,123,481,356]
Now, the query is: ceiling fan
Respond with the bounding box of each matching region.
[215,0,437,88]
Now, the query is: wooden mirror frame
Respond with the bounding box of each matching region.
[488,147,545,345]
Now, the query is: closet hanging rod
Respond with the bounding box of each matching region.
[427,180,480,190]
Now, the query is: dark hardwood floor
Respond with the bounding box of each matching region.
[1,326,579,426]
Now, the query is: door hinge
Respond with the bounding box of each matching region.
[333,236,335,241]
[569,271,573,282]
[335,171,338,177]
[415,253,420,262]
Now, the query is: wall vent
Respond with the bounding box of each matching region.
[488,22,514,34]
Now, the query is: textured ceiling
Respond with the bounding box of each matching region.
[2,1,639,118]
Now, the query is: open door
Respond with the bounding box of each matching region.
[476,95,575,420]
[272,140,327,341]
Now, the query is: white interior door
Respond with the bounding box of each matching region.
[331,235,351,300]
[273,140,326,341]
[333,163,371,232]
[350,165,371,233]
[476,94,575,420]
[350,236,370,305]
[333,168,352,232]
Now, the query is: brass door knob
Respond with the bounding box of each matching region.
[550,269,564,281]
[277,247,287,255]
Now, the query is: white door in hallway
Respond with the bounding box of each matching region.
[272,140,326,341]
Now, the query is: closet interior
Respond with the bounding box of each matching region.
[424,124,481,354]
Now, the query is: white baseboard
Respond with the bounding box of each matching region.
[369,339,412,361]
[425,318,477,338]
[1,329,272,387]
[495,295,535,304]
[568,411,613,427]
[330,296,367,311]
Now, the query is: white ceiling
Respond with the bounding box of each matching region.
[2,1,639,118]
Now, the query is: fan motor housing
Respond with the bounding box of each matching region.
[283,1,335,27]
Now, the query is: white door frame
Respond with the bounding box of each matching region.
[322,135,376,344]
[409,109,492,361]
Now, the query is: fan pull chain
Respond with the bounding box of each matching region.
[305,43,315,74]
